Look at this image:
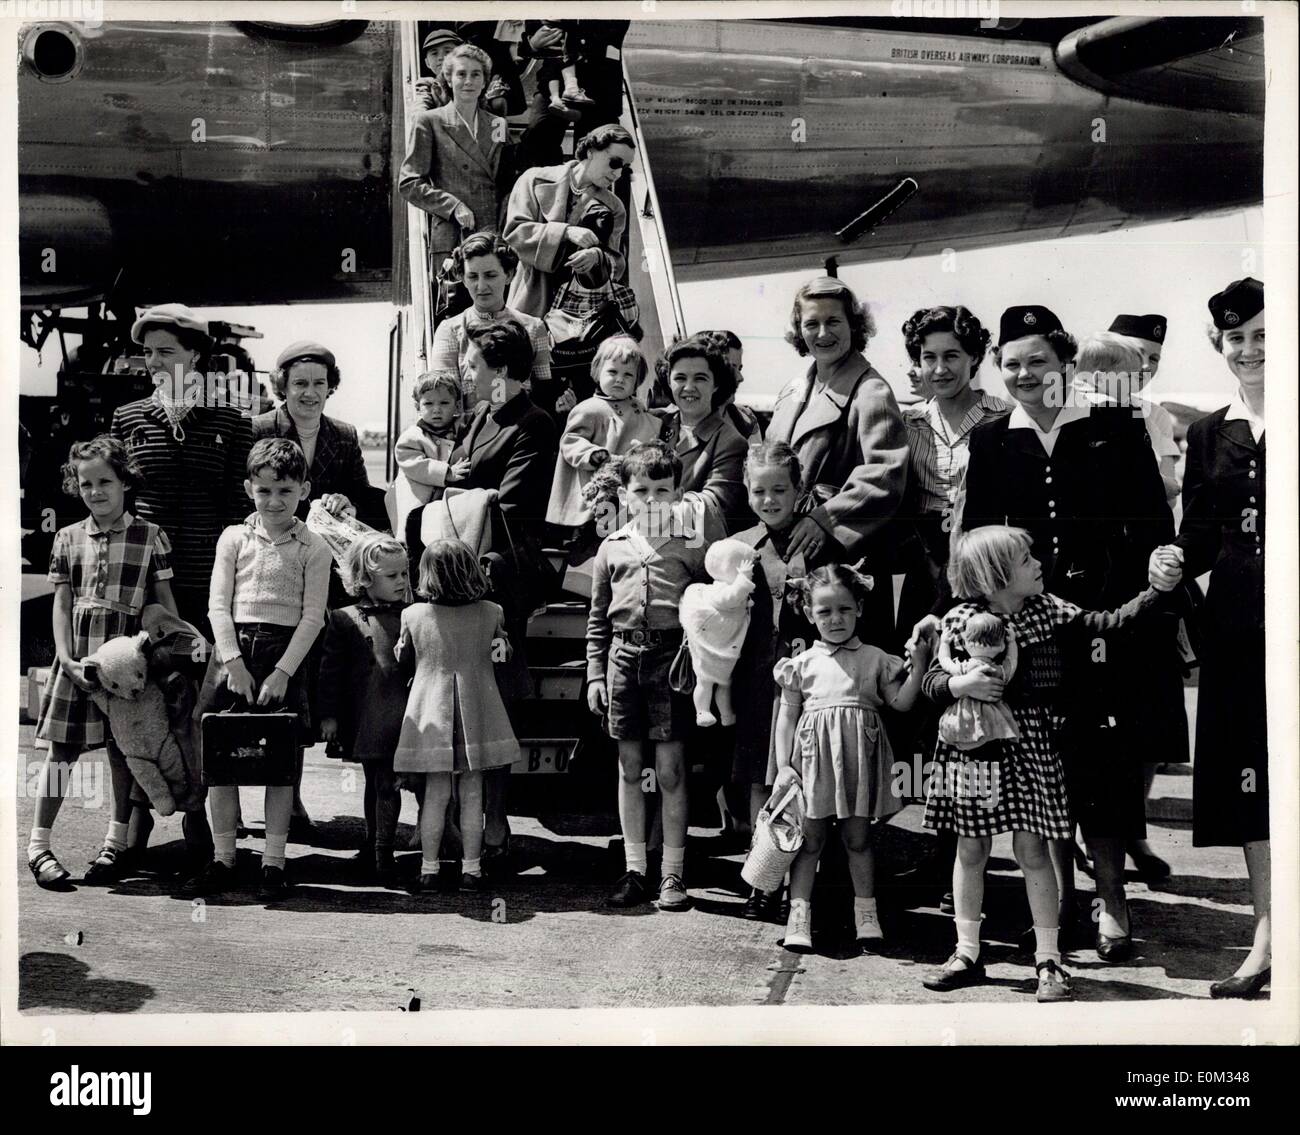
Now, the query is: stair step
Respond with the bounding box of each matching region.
[528,600,588,639]
[530,664,586,700]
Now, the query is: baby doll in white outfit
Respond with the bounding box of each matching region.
[680,538,758,727]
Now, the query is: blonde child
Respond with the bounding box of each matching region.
[393,372,470,534]
[28,437,179,889]
[772,564,931,952]
[1076,331,1180,504]
[395,539,519,894]
[546,334,660,531]
[182,438,332,902]
[920,525,1161,1002]
[318,535,412,886]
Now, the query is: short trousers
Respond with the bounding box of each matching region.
[604,633,694,743]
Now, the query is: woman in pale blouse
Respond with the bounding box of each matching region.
[429,233,568,414]
[897,305,1010,633]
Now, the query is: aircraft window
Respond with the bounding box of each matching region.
[22,25,82,83]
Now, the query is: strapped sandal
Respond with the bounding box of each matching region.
[1035,958,1074,1003]
[29,850,72,889]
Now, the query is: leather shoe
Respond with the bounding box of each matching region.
[1129,846,1172,883]
[1210,967,1270,999]
[605,870,649,908]
[742,889,769,920]
[1096,931,1133,963]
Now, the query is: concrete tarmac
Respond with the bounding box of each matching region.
[14,724,1266,1015]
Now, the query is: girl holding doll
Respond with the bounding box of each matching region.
[771,563,931,952]
[318,535,413,886]
[395,539,519,894]
[28,436,179,889]
[919,525,1163,1002]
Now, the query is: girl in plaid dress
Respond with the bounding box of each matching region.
[919,526,1161,1002]
[28,437,178,890]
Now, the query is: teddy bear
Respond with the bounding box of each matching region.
[84,606,208,816]
[679,537,758,728]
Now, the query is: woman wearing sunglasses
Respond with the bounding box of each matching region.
[502,123,635,317]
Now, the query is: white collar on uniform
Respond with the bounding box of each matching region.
[1006,396,1094,436]
[1224,392,1265,442]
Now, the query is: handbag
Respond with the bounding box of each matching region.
[668,634,695,694]
[741,780,806,893]
[546,278,642,403]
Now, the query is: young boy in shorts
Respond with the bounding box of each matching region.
[586,443,707,912]
[179,438,332,902]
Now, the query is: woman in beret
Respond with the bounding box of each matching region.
[960,304,1177,961]
[1149,278,1269,998]
[252,340,382,839]
[251,341,381,531]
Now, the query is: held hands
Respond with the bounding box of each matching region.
[1148,544,1184,591]
[257,668,291,708]
[446,458,473,484]
[224,657,257,704]
[587,679,608,717]
[906,614,943,657]
[566,226,601,249]
[589,448,611,468]
[453,203,476,230]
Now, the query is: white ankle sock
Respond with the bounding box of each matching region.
[28,826,52,861]
[625,840,648,875]
[462,857,482,877]
[662,845,685,879]
[955,918,982,963]
[420,858,440,876]
[214,830,238,869]
[263,833,288,870]
[788,897,810,922]
[854,896,879,918]
[1033,925,1061,967]
[105,820,129,852]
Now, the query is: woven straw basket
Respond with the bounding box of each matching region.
[741,781,805,893]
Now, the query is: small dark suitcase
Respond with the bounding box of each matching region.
[200,711,298,786]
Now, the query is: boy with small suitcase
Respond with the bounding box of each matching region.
[178,439,332,902]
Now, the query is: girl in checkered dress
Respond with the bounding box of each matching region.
[28,437,178,891]
[919,526,1161,1002]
